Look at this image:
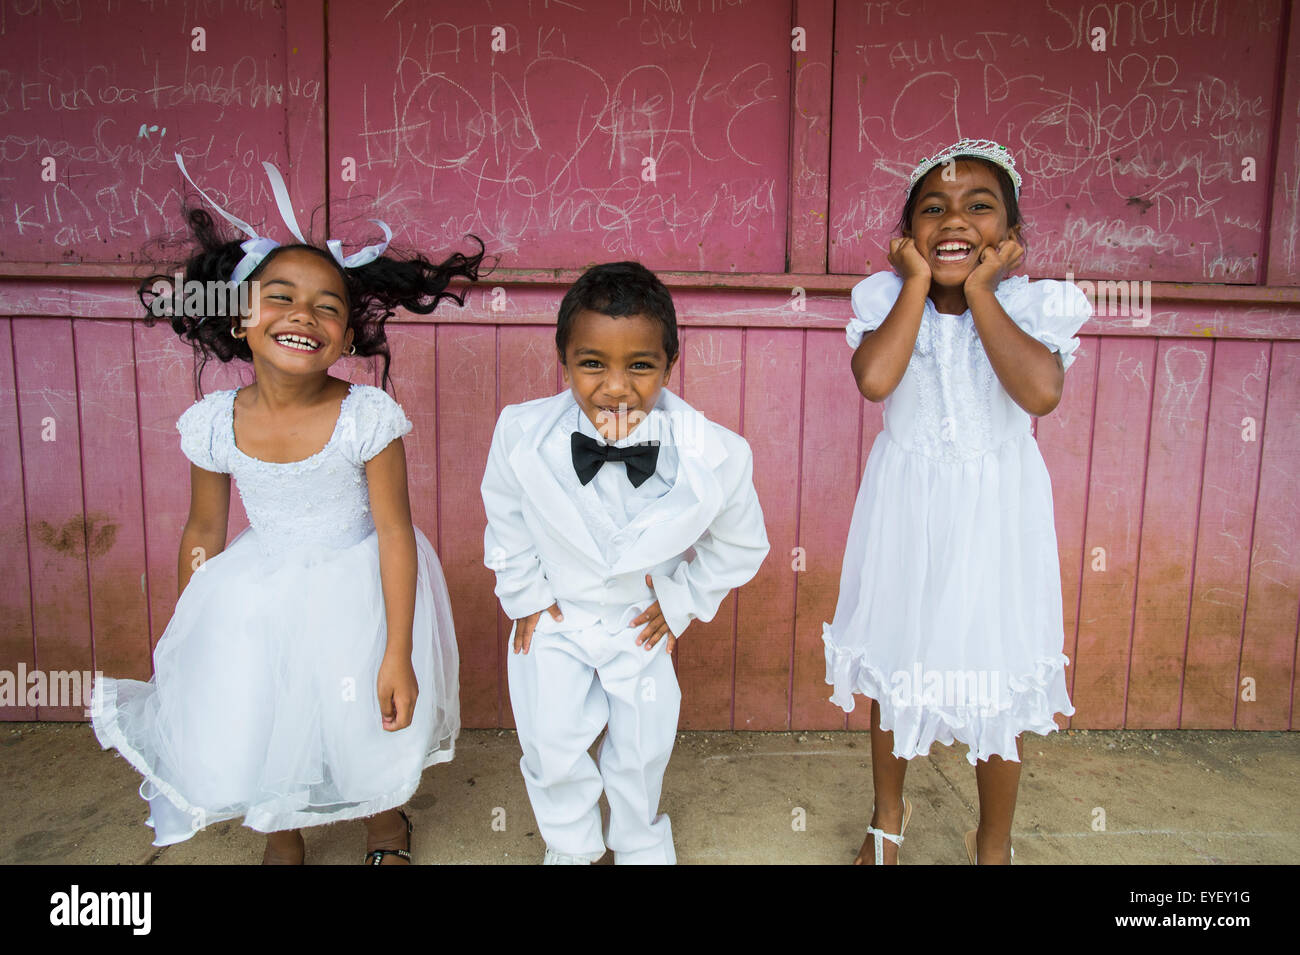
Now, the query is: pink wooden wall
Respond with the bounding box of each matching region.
[2,1,1298,731]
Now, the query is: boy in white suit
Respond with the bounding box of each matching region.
[481,262,769,865]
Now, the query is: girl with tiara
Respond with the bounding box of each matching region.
[92,154,483,864]
[822,139,1091,865]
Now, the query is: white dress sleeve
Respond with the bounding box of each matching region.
[340,385,414,465]
[846,271,906,348]
[176,391,234,473]
[994,276,1092,371]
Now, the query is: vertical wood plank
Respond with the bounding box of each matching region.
[496,325,561,729]
[735,329,803,730]
[384,325,441,568]
[1239,341,1300,729]
[436,325,498,728]
[1125,340,1212,727]
[787,0,834,274]
[1073,337,1156,728]
[1182,341,1269,727]
[676,327,743,729]
[0,321,37,719]
[12,319,92,719]
[792,330,863,729]
[1035,338,1100,727]
[74,321,152,684]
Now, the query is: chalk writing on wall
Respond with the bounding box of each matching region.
[0,0,311,262]
[828,0,1279,283]
[328,1,792,272]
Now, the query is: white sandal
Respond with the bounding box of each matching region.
[863,796,912,865]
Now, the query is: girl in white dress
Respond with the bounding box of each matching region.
[91,155,482,864]
[822,139,1091,865]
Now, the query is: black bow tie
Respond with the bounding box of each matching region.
[571,431,660,488]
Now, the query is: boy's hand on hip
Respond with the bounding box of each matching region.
[634,574,677,654]
[513,602,563,654]
[377,654,419,731]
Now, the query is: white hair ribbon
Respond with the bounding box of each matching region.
[328,220,394,270]
[174,152,393,285]
[231,237,281,284]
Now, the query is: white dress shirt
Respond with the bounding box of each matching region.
[542,400,678,566]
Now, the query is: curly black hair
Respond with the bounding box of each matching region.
[555,261,678,366]
[139,206,485,395]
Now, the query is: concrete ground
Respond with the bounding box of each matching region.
[2,724,1297,864]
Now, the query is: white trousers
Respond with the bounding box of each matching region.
[507,619,681,864]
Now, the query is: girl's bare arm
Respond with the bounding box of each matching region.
[852,278,929,401]
[178,464,231,597]
[965,241,1064,417]
[367,438,420,731]
[967,289,1064,416]
[366,438,417,664]
[851,239,930,402]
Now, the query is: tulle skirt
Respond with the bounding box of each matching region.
[823,430,1075,765]
[91,526,459,845]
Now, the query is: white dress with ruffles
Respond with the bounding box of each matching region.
[92,383,460,844]
[822,272,1090,765]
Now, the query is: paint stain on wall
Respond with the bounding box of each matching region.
[34,514,118,559]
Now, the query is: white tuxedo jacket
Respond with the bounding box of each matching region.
[481,388,769,638]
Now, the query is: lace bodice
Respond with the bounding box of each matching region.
[846,272,1091,462]
[176,383,413,556]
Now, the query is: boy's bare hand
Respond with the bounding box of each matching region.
[633,575,677,654]
[513,602,563,654]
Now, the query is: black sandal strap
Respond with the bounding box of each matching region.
[364,810,414,864]
[365,847,412,865]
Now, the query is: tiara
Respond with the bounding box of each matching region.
[906,138,1021,199]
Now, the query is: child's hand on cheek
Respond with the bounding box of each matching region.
[633,574,677,654]
[888,237,931,286]
[965,238,1024,296]
[377,652,419,732]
